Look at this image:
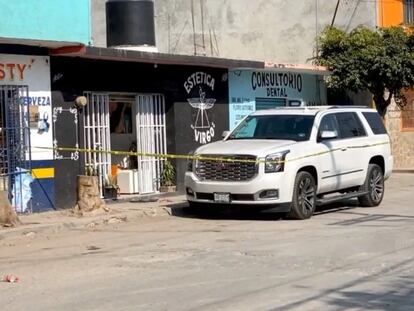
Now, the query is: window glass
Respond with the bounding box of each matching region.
[404,0,414,24]
[232,117,257,139]
[229,115,314,141]
[362,112,387,135]
[318,114,339,138]
[335,112,366,138]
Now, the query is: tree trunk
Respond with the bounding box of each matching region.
[373,92,391,118]
[74,175,108,215]
[0,191,20,227]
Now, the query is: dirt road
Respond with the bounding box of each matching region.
[1,173,414,311]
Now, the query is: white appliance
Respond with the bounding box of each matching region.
[117,169,139,194]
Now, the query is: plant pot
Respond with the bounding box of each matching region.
[160,185,176,193]
[104,187,118,200]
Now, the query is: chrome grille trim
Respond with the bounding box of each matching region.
[195,154,258,181]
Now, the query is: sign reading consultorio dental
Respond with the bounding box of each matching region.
[0,54,53,160]
[229,69,327,129]
[184,72,217,145]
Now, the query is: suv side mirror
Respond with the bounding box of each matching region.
[319,130,338,141]
[222,131,230,139]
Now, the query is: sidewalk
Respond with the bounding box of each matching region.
[0,194,187,242]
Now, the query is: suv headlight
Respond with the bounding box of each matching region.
[265,151,290,173]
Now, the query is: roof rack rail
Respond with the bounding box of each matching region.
[328,105,370,109]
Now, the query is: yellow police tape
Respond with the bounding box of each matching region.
[34,141,390,165]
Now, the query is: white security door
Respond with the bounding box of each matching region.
[83,92,111,196]
[136,94,166,194]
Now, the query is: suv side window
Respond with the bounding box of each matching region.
[318,114,339,138]
[335,112,366,138]
[362,112,387,135]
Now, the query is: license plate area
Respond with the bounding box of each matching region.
[214,193,231,203]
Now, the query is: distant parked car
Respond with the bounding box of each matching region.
[185,106,393,219]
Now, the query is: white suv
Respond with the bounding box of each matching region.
[185,106,393,219]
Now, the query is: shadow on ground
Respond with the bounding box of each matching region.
[167,199,361,221]
[269,257,414,311]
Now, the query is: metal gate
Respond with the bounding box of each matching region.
[0,85,32,212]
[136,94,166,194]
[82,93,111,196]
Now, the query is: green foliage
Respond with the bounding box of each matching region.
[316,25,414,116]
[161,160,176,187]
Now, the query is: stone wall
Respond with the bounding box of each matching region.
[386,96,414,169]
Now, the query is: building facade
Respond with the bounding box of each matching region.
[0,0,92,212]
[91,0,377,63]
[378,0,414,169]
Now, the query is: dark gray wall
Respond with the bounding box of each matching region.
[51,56,229,206]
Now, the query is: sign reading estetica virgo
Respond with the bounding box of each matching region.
[184,72,217,145]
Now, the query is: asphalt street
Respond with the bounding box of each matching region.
[1,173,414,311]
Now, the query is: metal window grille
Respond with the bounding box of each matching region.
[404,0,414,24]
[0,85,32,212]
[136,94,166,194]
[82,92,111,196]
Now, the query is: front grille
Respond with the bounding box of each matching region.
[195,155,258,181]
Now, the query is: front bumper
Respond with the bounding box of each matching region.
[185,171,294,205]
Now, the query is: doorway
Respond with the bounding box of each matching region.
[82,92,166,196]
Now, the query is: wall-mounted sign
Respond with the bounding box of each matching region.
[228,69,327,130]
[185,72,217,144]
[0,54,53,160]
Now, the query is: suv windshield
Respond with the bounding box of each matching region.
[229,114,315,141]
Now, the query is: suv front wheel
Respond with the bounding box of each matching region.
[358,164,384,207]
[288,171,317,220]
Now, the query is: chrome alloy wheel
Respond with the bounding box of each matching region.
[369,167,384,203]
[298,177,316,216]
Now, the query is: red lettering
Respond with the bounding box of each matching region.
[6,63,15,80]
[0,64,4,80]
[17,64,27,80]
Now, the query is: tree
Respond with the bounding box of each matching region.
[0,191,20,227]
[316,26,414,117]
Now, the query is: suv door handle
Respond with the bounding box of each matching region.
[341,147,348,151]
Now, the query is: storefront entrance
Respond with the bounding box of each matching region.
[82,92,166,196]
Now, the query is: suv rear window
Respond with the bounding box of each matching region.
[335,112,366,138]
[362,112,387,135]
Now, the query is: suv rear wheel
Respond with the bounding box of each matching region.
[358,164,384,207]
[288,171,317,220]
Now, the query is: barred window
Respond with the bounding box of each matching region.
[404,0,414,24]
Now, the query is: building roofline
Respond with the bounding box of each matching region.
[50,45,266,69]
[0,37,330,74]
